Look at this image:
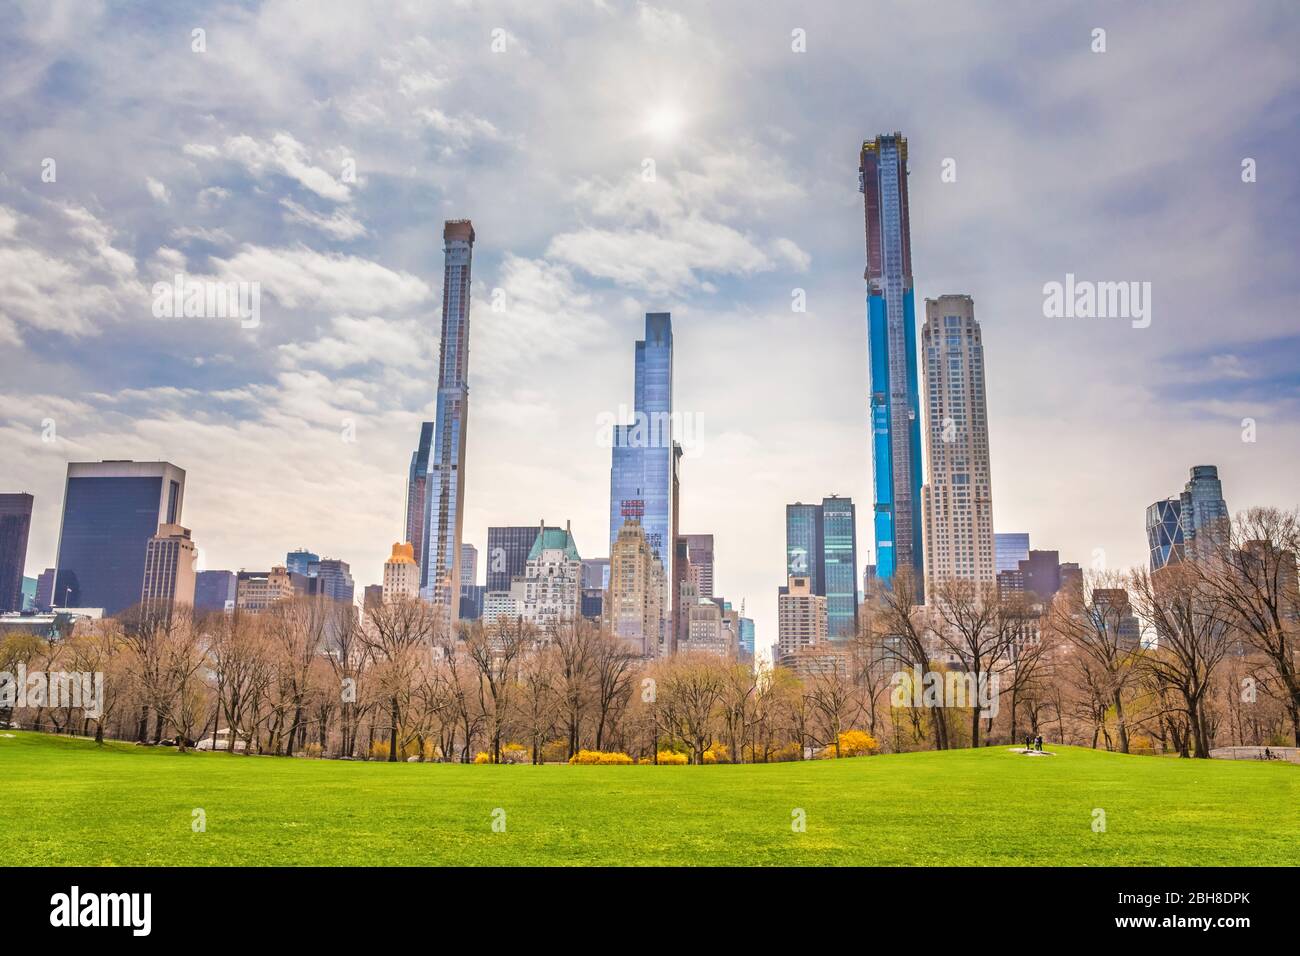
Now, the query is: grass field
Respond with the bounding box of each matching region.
[2,730,1295,866]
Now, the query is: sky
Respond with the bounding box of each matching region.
[1,0,1298,649]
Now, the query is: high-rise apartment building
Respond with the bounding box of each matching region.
[920,295,996,595]
[53,460,186,616]
[860,132,924,599]
[141,523,197,614]
[609,313,679,650]
[821,496,859,640]
[421,219,476,620]
[777,575,827,659]
[460,543,478,587]
[738,616,755,662]
[405,421,433,577]
[35,568,54,612]
[0,493,34,613]
[995,533,1030,573]
[383,542,420,603]
[609,519,665,658]
[684,533,714,598]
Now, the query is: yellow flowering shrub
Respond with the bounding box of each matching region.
[568,749,634,765]
[655,750,688,765]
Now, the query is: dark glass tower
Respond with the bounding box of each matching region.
[485,525,539,593]
[821,495,858,641]
[422,220,475,615]
[785,502,825,594]
[860,133,924,600]
[52,461,186,616]
[0,493,34,613]
[405,421,433,582]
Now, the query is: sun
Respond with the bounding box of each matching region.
[643,104,685,140]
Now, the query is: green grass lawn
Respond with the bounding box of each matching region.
[2,730,1295,866]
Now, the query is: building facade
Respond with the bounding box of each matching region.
[821,496,859,640]
[777,575,828,660]
[194,570,236,612]
[860,132,924,600]
[785,502,825,593]
[1146,498,1184,571]
[421,219,476,618]
[235,566,305,613]
[920,295,996,595]
[405,421,433,578]
[995,532,1030,574]
[684,533,714,598]
[609,313,679,651]
[53,460,186,616]
[383,542,420,603]
[609,518,665,658]
[486,526,539,593]
[512,523,582,628]
[141,523,197,613]
[0,493,34,613]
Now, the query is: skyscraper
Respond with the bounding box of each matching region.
[785,502,824,594]
[609,519,665,658]
[821,496,859,640]
[53,460,186,616]
[312,558,355,604]
[609,312,678,651]
[460,543,478,587]
[1146,498,1184,571]
[777,575,827,660]
[421,219,476,620]
[920,295,996,595]
[486,526,540,592]
[860,133,924,599]
[684,533,714,599]
[995,533,1031,574]
[0,493,34,613]
[1179,465,1230,558]
[141,524,197,614]
[406,421,433,579]
[383,542,420,603]
[286,548,318,577]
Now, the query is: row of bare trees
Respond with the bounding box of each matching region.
[2,509,1295,760]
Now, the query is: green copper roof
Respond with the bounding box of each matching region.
[528,526,581,561]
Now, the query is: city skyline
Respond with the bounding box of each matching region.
[2,2,1298,651]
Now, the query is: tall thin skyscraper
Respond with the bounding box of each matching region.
[421,219,476,618]
[860,132,924,600]
[53,460,186,616]
[609,312,678,653]
[821,495,859,640]
[684,533,714,599]
[0,493,34,613]
[406,421,433,581]
[920,295,996,594]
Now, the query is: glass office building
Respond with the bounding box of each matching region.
[53,460,185,616]
[1180,465,1229,557]
[0,493,34,613]
[821,496,859,641]
[995,533,1030,574]
[860,132,924,600]
[405,421,433,583]
[785,503,824,594]
[1146,499,1183,570]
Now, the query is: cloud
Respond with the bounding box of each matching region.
[280,198,367,240]
[187,133,352,202]
[209,245,429,314]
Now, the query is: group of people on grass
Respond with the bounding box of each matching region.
[1023,734,1045,752]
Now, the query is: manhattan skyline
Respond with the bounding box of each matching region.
[1,1,1298,650]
